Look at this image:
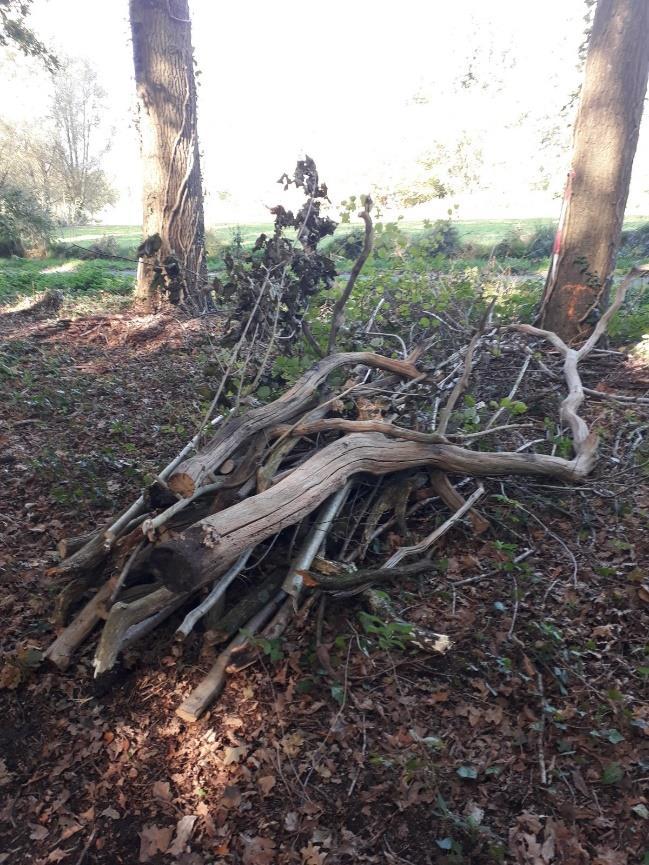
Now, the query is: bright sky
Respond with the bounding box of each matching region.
[5,0,649,224]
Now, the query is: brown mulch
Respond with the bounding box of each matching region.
[1,304,649,865]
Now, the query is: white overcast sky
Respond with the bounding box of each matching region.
[4,0,649,224]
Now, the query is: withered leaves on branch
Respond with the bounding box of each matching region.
[218,157,336,347]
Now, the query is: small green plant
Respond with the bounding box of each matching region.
[357,611,413,651]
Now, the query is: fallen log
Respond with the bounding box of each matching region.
[44,578,116,670]
[166,352,421,497]
[56,531,98,561]
[144,433,588,595]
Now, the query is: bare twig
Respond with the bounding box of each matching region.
[384,485,485,567]
[175,549,253,640]
[436,304,494,436]
[537,671,548,785]
[328,197,374,354]
[485,354,531,429]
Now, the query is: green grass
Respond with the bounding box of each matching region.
[0,258,134,308]
[3,216,648,317]
[58,216,649,247]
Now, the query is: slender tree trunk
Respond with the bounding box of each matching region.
[129,0,207,309]
[540,0,649,341]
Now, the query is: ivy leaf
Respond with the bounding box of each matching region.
[601,762,624,785]
[605,729,625,744]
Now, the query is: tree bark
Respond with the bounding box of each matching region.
[540,0,649,340]
[129,0,207,309]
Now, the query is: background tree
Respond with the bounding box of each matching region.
[0,120,52,255]
[129,0,207,308]
[49,58,117,224]
[540,0,649,340]
[0,0,58,71]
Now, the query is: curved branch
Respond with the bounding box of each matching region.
[512,267,649,474]
[147,432,592,595]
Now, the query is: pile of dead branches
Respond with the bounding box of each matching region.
[42,194,649,722]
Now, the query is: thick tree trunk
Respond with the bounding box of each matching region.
[129,0,207,309]
[540,0,649,341]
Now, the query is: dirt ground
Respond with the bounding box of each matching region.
[1,303,648,865]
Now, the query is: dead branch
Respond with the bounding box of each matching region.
[436,303,493,436]
[302,559,432,591]
[93,587,180,676]
[514,267,649,475]
[365,589,451,654]
[145,435,584,596]
[384,484,485,567]
[427,470,490,534]
[175,595,283,723]
[167,351,420,497]
[176,549,252,640]
[44,578,117,670]
[327,197,374,355]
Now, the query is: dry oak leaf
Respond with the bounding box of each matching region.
[241,834,276,865]
[152,780,173,801]
[0,663,22,690]
[139,823,173,863]
[168,815,198,857]
[281,731,304,757]
[223,744,248,765]
[301,842,328,865]
[593,849,627,865]
[258,775,276,796]
[0,758,12,787]
[221,785,241,809]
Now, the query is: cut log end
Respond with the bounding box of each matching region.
[167,472,196,498]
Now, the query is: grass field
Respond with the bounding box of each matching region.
[56,216,649,253]
[2,216,647,314]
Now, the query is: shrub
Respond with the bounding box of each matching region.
[493,224,554,261]
[85,235,119,259]
[0,184,53,257]
[493,228,528,260]
[525,225,555,259]
[325,227,365,261]
[48,235,123,261]
[411,219,461,258]
[620,222,649,258]
[0,259,133,306]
